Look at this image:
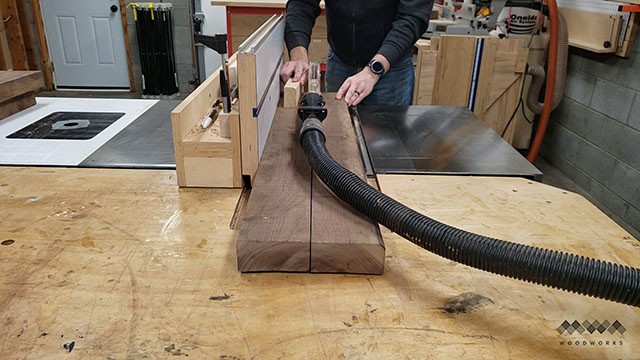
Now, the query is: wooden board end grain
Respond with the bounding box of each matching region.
[283,78,301,108]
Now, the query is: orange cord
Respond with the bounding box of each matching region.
[527,0,558,162]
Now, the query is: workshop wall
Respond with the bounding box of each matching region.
[21,1,196,94]
[124,0,196,96]
[541,36,640,237]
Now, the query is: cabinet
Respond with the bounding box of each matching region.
[559,7,639,57]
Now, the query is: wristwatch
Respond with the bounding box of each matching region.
[368,59,386,77]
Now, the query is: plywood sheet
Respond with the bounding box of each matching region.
[473,37,528,142]
[617,12,639,58]
[560,7,621,53]
[1,167,637,359]
[171,57,242,188]
[184,157,234,187]
[432,35,477,106]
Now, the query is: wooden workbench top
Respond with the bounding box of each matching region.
[1,167,638,358]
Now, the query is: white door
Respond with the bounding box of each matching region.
[41,0,129,88]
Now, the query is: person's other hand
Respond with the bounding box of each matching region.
[335,70,379,107]
[280,46,309,86]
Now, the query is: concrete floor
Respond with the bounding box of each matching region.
[534,156,584,194]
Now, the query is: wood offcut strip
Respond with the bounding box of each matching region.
[310,99,384,274]
[237,107,312,272]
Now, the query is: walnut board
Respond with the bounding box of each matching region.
[0,167,638,358]
[310,100,384,274]
[237,97,384,274]
[236,106,312,272]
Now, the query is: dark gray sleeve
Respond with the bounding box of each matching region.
[284,0,323,53]
[378,0,434,67]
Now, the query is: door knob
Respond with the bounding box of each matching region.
[110,5,118,13]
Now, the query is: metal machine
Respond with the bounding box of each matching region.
[426,0,544,36]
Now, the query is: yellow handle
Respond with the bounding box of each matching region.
[126,2,139,21]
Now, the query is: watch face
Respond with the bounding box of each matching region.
[371,60,384,74]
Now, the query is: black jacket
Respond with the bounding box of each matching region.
[285,0,433,67]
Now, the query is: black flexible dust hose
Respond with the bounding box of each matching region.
[299,118,640,307]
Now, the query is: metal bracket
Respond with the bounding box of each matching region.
[193,12,205,34]
[194,34,228,55]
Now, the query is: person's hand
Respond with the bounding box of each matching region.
[335,70,379,107]
[280,46,309,87]
[336,55,390,106]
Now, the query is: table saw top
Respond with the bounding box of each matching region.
[357,105,543,181]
